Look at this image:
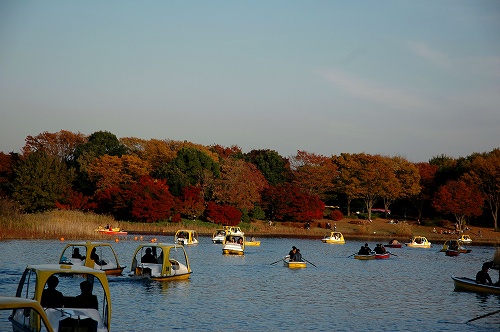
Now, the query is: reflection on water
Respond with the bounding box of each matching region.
[0,237,499,331]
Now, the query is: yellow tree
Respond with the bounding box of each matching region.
[331,153,362,216]
[87,155,150,190]
[23,130,87,163]
[289,150,337,200]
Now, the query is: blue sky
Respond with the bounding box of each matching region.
[1,1,499,162]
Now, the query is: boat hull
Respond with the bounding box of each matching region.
[245,241,261,246]
[385,243,402,248]
[97,229,128,236]
[452,276,500,295]
[321,239,345,244]
[374,253,390,259]
[222,249,244,255]
[354,254,375,260]
[445,250,460,257]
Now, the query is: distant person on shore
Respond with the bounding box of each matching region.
[476,262,492,285]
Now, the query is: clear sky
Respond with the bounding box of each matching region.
[1,1,499,162]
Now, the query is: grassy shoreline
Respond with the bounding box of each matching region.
[1,209,499,246]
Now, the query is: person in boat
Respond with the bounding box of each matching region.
[72,248,85,260]
[374,244,383,254]
[90,248,106,266]
[476,262,493,285]
[75,280,98,310]
[238,237,243,245]
[288,246,297,261]
[141,248,157,263]
[358,246,366,255]
[294,249,303,262]
[41,275,64,308]
[380,244,387,254]
[389,239,399,245]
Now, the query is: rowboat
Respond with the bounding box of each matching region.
[282,255,307,268]
[406,236,431,248]
[451,276,500,295]
[222,234,245,255]
[245,240,261,246]
[14,264,112,331]
[354,254,375,260]
[0,296,55,332]
[96,225,127,235]
[440,239,471,253]
[321,231,345,244]
[385,239,402,248]
[175,229,199,245]
[130,243,192,281]
[59,241,126,275]
[445,249,460,257]
[212,229,226,243]
[375,253,391,259]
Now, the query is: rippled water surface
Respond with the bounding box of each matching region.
[1,236,499,331]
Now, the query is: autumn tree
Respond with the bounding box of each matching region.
[289,150,337,200]
[246,149,289,186]
[178,186,205,219]
[465,149,500,229]
[210,144,244,160]
[12,151,74,212]
[205,201,242,226]
[87,155,150,190]
[433,179,484,231]
[380,156,421,219]
[22,130,87,163]
[331,153,362,216]
[0,152,20,196]
[121,137,177,170]
[127,176,176,223]
[412,162,439,220]
[212,158,268,211]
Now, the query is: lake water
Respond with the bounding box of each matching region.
[0,236,499,331]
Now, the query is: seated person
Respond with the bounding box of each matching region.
[294,249,303,262]
[476,262,493,285]
[374,244,383,254]
[90,248,106,266]
[75,280,98,310]
[141,248,156,263]
[72,248,85,260]
[41,275,64,308]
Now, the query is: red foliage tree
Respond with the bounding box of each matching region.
[55,189,97,211]
[329,210,344,221]
[205,201,242,226]
[262,184,324,222]
[178,186,205,219]
[128,176,175,223]
[432,179,484,230]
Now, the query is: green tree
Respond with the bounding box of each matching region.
[13,151,74,212]
[245,149,289,186]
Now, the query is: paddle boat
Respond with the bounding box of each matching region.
[14,264,112,332]
[282,255,307,268]
[212,228,226,243]
[129,243,192,281]
[222,234,245,255]
[174,229,199,245]
[445,249,460,257]
[223,225,244,236]
[321,231,345,244]
[385,239,402,248]
[451,276,500,295]
[439,239,471,254]
[96,225,127,235]
[58,241,126,275]
[354,254,375,260]
[459,234,472,244]
[405,236,431,248]
[1,296,55,332]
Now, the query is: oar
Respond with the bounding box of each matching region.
[466,309,500,323]
[303,258,317,267]
[346,253,355,258]
[270,256,287,265]
[388,251,398,257]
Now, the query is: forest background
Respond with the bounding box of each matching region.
[0,130,499,241]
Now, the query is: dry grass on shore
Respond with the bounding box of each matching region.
[0,209,499,245]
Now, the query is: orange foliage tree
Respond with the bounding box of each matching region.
[87,155,150,190]
[433,179,484,230]
[23,130,87,163]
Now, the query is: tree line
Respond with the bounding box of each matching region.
[0,130,499,229]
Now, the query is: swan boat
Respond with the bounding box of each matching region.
[439,239,471,253]
[174,229,199,245]
[58,241,126,275]
[222,234,245,255]
[212,229,226,243]
[321,231,345,244]
[129,243,192,281]
[14,264,112,332]
[405,236,431,248]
